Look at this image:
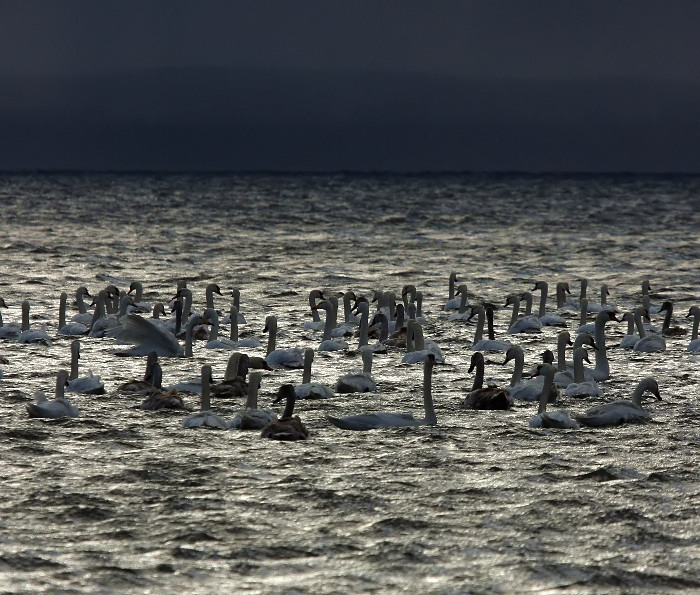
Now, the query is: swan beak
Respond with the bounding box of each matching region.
[591,341,599,350]
[654,390,662,400]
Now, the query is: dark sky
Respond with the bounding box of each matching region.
[1,1,699,172]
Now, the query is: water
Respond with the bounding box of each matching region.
[0,172,699,592]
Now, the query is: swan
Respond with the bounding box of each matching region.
[401,284,417,311]
[182,365,228,429]
[340,290,360,326]
[260,384,309,440]
[88,290,124,338]
[335,348,377,393]
[70,286,94,325]
[110,311,200,357]
[202,308,240,350]
[314,299,349,352]
[554,332,596,386]
[327,354,437,430]
[555,281,577,312]
[588,310,617,380]
[141,389,190,411]
[658,301,687,337]
[401,320,445,364]
[357,303,388,354]
[126,281,152,313]
[577,378,661,427]
[505,294,541,334]
[504,346,558,402]
[57,292,89,335]
[463,352,513,410]
[26,370,80,418]
[230,372,278,430]
[563,347,603,398]
[302,289,326,331]
[17,301,52,345]
[576,299,595,334]
[211,352,249,399]
[443,272,462,310]
[468,305,512,352]
[414,291,429,325]
[264,316,304,369]
[65,340,105,394]
[529,364,579,429]
[687,306,700,352]
[0,297,21,339]
[619,311,640,349]
[532,281,567,326]
[117,351,163,394]
[294,348,335,399]
[632,307,666,353]
[220,288,246,325]
[447,284,472,321]
[223,305,260,348]
[587,284,618,313]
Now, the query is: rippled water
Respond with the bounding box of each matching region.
[0,173,699,592]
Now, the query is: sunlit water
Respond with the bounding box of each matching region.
[0,173,699,592]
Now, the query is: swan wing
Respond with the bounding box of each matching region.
[577,401,649,427]
[112,315,183,357]
[327,412,417,431]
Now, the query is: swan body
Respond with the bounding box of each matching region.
[335,349,377,393]
[577,378,660,427]
[632,307,666,353]
[26,370,80,418]
[0,297,21,339]
[505,294,541,334]
[443,272,462,310]
[328,354,437,430]
[533,281,567,326]
[504,346,557,402]
[141,389,190,411]
[182,365,228,429]
[17,301,52,345]
[463,352,513,410]
[469,305,512,352]
[401,321,444,364]
[563,347,603,398]
[110,313,189,357]
[529,364,579,429]
[260,384,309,440]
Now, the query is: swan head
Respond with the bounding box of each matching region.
[274,383,296,404]
[104,285,119,298]
[127,281,141,294]
[456,284,468,296]
[533,280,547,292]
[207,283,222,296]
[597,310,619,323]
[352,296,369,313]
[505,294,520,307]
[263,316,277,333]
[542,349,555,364]
[401,284,417,297]
[76,286,91,298]
[0,297,6,308]
[313,299,333,312]
[468,352,484,373]
[687,306,700,318]
[639,378,662,400]
[502,345,523,365]
[467,304,483,321]
[557,281,571,294]
[658,301,673,314]
[532,363,556,379]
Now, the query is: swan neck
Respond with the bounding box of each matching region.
[378,315,388,342]
[579,301,588,327]
[593,314,610,376]
[310,292,321,322]
[634,310,647,338]
[342,293,353,323]
[509,299,519,327]
[358,308,368,348]
[486,308,496,340]
[473,308,485,343]
[245,373,261,409]
[322,305,336,341]
[70,341,79,380]
[522,293,533,316]
[471,359,485,391]
[76,289,87,314]
[423,362,437,425]
[662,305,672,332]
[200,368,211,411]
[282,391,296,419]
[557,335,568,371]
[458,292,468,314]
[266,319,277,355]
[573,349,585,383]
[21,301,30,331]
[56,372,66,400]
[537,370,554,414]
[229,306,238,341]
[224,353,242,381]
[537,284,548,318]
[362,349,373,373]
[692,312,700,341]
[59,293,67,329]
[509,350,524,386]
[412,324,425,351]
[185,318,197,358]
[208,311,219,342]
[626,315,635,335]
[448,273,457,300]
[302,349,313,384]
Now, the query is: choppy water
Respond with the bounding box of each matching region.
[0,172,699,593]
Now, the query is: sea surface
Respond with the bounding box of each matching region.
[0,172,699,593]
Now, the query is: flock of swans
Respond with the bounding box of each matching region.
[1,274,698,440]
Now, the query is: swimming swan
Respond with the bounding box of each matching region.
[302,289,326,331]
[66,340,105,394]
[577,377,660,427]
[462,352,513,410]
[401,320,445,364]
[17,301,52,345]
[315,299,350,352]
[529,364,579,429]
[327,354,437,430]
[335,348,377,393]
[26,370,80,418]
[443,272,462,310]
[563,347,603,398]
[632,307,666,353]
[505,294,541,334]
[503,345,557,402]
[468,305,511,352]
[260,384,309,440]
[182,365,228,429]
[658,301,687,337]
[0,297,21,339]
[532,281,567,326]
[58,292,89,335]
[264,316,304,369]
[230,372,278,430]
[294,348,335,399]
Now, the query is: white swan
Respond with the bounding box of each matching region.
[577,377,660,427]
[588,310,617,380]
[202,308,239,350]
[110,312,199,357]
[532,281,567,326]
[469,305,512,352]
[230,372,278,430]
[641,279,661,315]
[294,348,335,399]
[554,332,596,386]
[70,286,94,326]
[619,311,640,349]
[576,299,595,334]
[58,292,89,335]
[555,281,578,312]
[302,289,326,331]
[261,384,309,440]
[563,347,603,398]
[126,280,152,313]
[357,302,387,354]
[505,294,541,334]
[632,307,666,353]
[88,290,124,338]
[16,301,52,345]
[587,283,618,313]
[447,284,472,321]
[26,370,80,418]
[529,364,579,429]
[315,299,349,352]
[327,354,437,430]
[219,288,246,325]
[0,297,21,339]
[504,346,557,402]
[182,365,228,429]
[401,320,445,364]
[443,272,462,310]
[66,340,105,394]
[264,316,304,369]
[335,349,377,393]
[687,306,700,352]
